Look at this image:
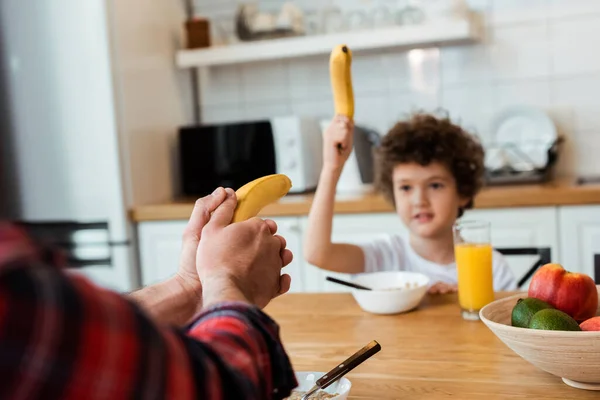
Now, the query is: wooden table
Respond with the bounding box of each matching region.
[265,293,598,399]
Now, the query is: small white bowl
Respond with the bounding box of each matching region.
[289,371,351,399]
[350,271,430,315]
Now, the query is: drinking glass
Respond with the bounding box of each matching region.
[453,220,495,321]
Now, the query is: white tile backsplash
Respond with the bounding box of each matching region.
[382,51,410,89]
[288,55,331,101]
[488,23,551,81]
[389,90,441,121]
[466,0,492,13]
[549,0,600,19]
[354,95,393,135]
[352,53,388,95]
[493,79,552,110]
[201,104,245,124]
[386,48,441,93]
[199,64,241,106]
[194,0,236,14]
[571,131,600,176]
[241,60,289,103]
[195,1,600,174]
[551,16,600,76]
[243,102,292,121]
[551,73,600,131]
[490,0,549,26]
[441,83,495,141]
[441,44,490,86]
[547,106,576,137]
[291,98,333,119]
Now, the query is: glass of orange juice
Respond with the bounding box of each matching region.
[453,220,495,321]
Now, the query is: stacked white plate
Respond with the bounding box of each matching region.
[485,106,558,172]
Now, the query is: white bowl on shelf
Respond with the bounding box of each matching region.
[350,271,430,315]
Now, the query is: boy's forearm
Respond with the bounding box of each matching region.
[304,167,341,265]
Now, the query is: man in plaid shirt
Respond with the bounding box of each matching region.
[0,187,298,399]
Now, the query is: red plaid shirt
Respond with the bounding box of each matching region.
[0,224,297,399]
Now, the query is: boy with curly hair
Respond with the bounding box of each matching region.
[304,113,516,294]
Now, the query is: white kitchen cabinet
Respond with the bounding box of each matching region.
[463,207,559,289]
[137,221,187,286]
[137,217,307,292]
[271,217,305,293]
[559,206,600,282]
[300,213,407,292]
[136,206,577,294]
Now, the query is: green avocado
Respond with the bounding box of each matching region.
[529,309,582,331]
[511,298,553,328]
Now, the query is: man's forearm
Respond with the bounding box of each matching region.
[129,274,202,327]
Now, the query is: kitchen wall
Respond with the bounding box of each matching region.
[109,0,194,206]
[193,0,600,178]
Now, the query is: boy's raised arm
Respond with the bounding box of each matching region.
[303,115,365,274]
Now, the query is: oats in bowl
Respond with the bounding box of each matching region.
[285,390,338,400]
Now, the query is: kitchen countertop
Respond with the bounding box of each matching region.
[265,292,597,399]
[130,178,600,222]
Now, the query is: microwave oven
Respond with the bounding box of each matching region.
[178,116,323,197]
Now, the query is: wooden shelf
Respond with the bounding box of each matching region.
[176,15,480,68]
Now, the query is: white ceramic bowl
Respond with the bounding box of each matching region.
[289,371,351,399]
[350,271,430,315]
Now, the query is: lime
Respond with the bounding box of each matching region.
[511,298,553,328]
[529,309,581,331]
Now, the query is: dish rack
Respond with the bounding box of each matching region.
[484,137,563,186]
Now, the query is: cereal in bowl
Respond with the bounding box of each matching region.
[285,389,338,399]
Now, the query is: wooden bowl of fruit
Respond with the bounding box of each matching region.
[480,264,600,391]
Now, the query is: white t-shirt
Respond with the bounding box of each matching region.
[358,234,517,291]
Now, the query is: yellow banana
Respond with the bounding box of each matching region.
[329,44,354,120]
[232,174,292,222]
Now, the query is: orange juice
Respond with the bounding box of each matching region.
[455,243,494,311]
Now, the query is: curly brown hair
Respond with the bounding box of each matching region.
[374,112,485,217]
